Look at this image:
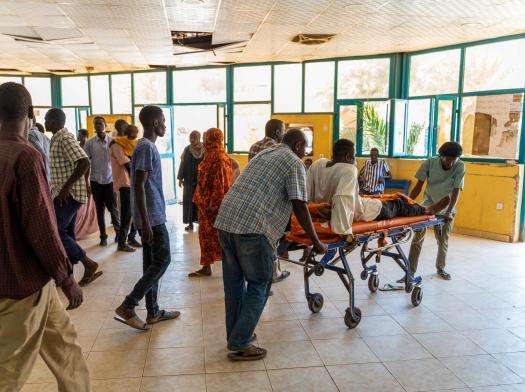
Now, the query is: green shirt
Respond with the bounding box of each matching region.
[416,156,465,213]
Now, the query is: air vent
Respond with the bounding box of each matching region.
[0,68,22,72]
[148,64,169,69]
[291,34,336,45]
[48,69,75,73]
[171,31,247,56]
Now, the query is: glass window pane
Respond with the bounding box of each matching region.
[362,101,389,154]
[464,38,525,92]
[406,99,431,156]
[339,105,358,144]
[460,93,523,159]
[338,58,390,99]
[305,61,334,112]
[161,158,175,201]
[173,68,226,103]
[0,76,22,84]
[274,64,302,113]
[233,103,271,151]
[233,66,271,102]
[62,107,77,134]
[133,72,166,104]
[436,100,454,151]
[111,73,132,114]
[409,49,460,96]
[90,75,110,114]
[24,77,52,106]
[393,100,406,155]
[61,76,89,106]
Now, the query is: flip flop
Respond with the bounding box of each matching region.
[113,315,150,331]
[146,309,181,325]
[379,283,404,291]
[78,270,103,287]
[272,270,290,283]
[227,345,267,361]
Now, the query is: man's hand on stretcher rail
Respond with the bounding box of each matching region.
[291,200,328,254]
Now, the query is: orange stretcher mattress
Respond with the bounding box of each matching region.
[286,195,435,245]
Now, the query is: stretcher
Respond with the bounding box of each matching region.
[278,208,444,329]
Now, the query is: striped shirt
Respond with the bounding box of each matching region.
[359,159,390,194]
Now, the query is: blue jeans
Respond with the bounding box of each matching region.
[53,197,86,264]
[218,230,274,349]
[123,224,171,316]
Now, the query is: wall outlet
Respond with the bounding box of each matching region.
[496,202,504,210]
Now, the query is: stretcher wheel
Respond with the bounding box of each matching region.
[308,293,324,313]
[360,270,368,280]
[411,286,423,306]
[368,274,379,293]
[314,263,324,277]
[344,307,361,329]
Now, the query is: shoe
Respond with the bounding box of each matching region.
[128,238,142,248]
[99,238,108,247]
[117,244,136,252]
[437,269,451,280]
[184,225,194,231]
[272,270,290,284]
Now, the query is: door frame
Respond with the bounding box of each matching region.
[431,95,458,156]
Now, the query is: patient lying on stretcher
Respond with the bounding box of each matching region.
[307,139,449,235]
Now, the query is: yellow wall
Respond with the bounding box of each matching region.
[229,113,523,242]
[87,114,132,137]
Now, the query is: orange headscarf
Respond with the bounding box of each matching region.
[193,128,233,213]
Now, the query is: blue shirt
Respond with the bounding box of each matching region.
[131,138,166,229]
[84,134,113,184]
[215,144,307,247]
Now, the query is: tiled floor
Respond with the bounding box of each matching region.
[22,206,525,391]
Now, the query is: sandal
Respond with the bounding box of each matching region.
[272,270,290,283]
[188,269,211,278]
[146,309,181,324]
[227,345,267,361]
[113,315,149,331]
[78,270,103,287]
[379,283,404,291]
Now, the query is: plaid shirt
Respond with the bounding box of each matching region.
[215,144,307,247]
[0,134,72,299]
[248,136,278,160]
[50,128,89,204]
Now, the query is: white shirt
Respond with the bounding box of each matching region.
[307,158,382,235]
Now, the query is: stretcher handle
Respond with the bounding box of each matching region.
[362,226,414,253]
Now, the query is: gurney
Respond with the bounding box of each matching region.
[278,203,444,329]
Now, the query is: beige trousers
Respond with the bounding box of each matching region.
[0,282,91,392]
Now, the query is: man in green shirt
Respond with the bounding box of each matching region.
[408,142,465,280]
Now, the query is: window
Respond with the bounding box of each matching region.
[393,100,407,155]
[62,108,77,134]
[338,58,390,99]
[274,64,302,113]
[0,76,22,84]
[362,101,389,154]
[133,72,166,104]
[33,107,50,128]
[173,68,226,103]
[24,77,52,106]
[234,66,271,102]
[111,73,132,114]
[409,49,461,96]
[338,105,358,143]
[90,75,110,114]
[464,38,525,92]
[406,99,431,156]
[61,76,89,106]
[305,61,334,112]
[233,103,271,151]
[460,93,523,159]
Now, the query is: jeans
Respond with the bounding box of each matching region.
[218,230,274,349]
[123,224,171,316]
[118,187,137,246]
[376,199,426,220]
[408,215,454,274]
[53,197,86,264]
[91,181,120,240]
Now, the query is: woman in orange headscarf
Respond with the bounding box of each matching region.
[189,128,239,277]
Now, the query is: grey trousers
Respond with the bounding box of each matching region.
[408,217,454,274]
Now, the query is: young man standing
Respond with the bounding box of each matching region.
[358,147,391,195]
[0,82,90,391]
[47,108,102,286]
[84,116,121,246]
[115,106,179,330]
[407,142,465,280]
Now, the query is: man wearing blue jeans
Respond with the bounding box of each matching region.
[115,106,179,330]
[215,129,326,361]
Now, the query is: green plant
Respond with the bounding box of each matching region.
[407,122,425,155]
[362,104,387,153]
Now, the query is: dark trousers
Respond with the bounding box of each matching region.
[118,187,137,246]
[91,181,120,240]
[53,197,86,264]
[376,199,426,220]
[218,230,274,349]
[123,224,171,316]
